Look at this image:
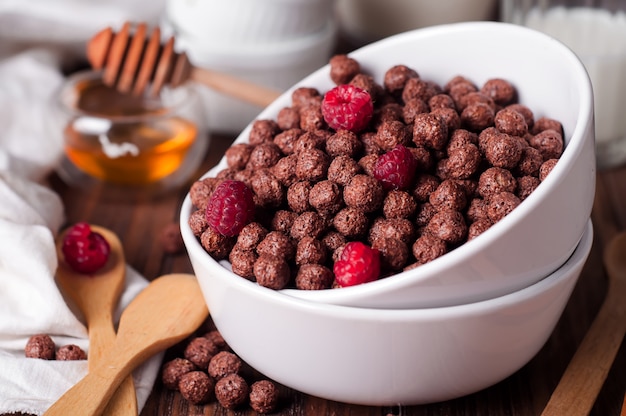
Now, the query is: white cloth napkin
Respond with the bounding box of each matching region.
[0,1,166,414]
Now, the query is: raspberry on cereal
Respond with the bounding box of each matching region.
[333,241,380,287]
[206,180,255,237]
[321,84,373,132]
[373,145,418,191]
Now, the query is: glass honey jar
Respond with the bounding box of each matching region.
[53,70,208,195]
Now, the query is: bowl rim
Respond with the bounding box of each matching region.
[184,21,594,302]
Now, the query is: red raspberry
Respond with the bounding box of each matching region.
[61,222,110,274]
[333,241,380,287]
[205,180,255,237]
[373,144,418,190]
[321,84,373,132]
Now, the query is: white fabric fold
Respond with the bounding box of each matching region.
[0,1,167,414]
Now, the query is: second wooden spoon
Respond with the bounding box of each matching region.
[44,273,209,416]
[55,225,137,415]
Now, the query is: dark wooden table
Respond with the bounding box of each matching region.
[42,130,625,416]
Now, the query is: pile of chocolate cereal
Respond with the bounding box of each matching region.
[187,54,564,291]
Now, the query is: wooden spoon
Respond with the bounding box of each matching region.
[55,225,137,415]
[87,22,282,106]
[44,273,209,416]
[541,231,626,416]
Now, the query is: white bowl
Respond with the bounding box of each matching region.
[194,22,596,307]
[161,18,337,133]
[164,0,335,46]
[182,205,592,405]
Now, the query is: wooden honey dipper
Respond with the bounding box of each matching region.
[87,22,282,107]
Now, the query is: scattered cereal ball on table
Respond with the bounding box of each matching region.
[208,351,243,380]
[61,222,110,274]
[184,336,220,369]
[178,371,214,405]
[160,222,184,254]
[25,334,55,360]
[161,358,196,390]
[203,330,228,351]
[215,373,250,409]
[249,380,279,414]
[55,344,87,361]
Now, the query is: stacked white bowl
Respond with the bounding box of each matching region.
[161,0,337,133]
[181,22,597,405]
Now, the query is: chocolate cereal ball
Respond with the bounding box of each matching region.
[412,174,440,202]
[287,181,313,213]
[539,159,559,181]
[429,93,456,110]
[481,78,517,106]
[254,255,291,290]
[375,120,411,152]
[185,336,220,369]
[529,129,564,161]
[384,64,419,95]
[25,334,55,359]
[229,247,258,279]
[358,154,379,176]
[309,180,343,215]
[344,174,384,213]
[329,54,360,85]
[271,154,299,187]
[299,103,326,132]
[215,373,249,409]
[291,87,321,110]
[412,112,448,150]
[296,148,330,182]
[256,231,295,261]
[412,233,447,264]
[516,146,544,177]
[494,107,528,137]
[429,179,467,212]
[402,98,430,124]
[208,351,243,380]
[295,237,327,265]
[327,155,361,186]
[55,344,87,361]
[468,218,493,240]
[477,167,517,201]
[442,143,481,180]
[250,169,284,208]
[326,130,362,158]
[225,143,253,170]
[291,211,327,240]
[483,132,522,169]
[295,263,334,290]
[179,371,214,405]
[532,117,563,136]
[461,102,495,132]
[249,119,279,145]
[203,330,228,351]
[333,207,369,238]
[162,358,196,390]
[188,209,208,237]
[466,198,489,223]
[368,217,415,246]
[236,222,268,250]
[487,192,521,223]
[249,380,279,414]
[517,175,541,201]
[189,177,221,210]
[372,237,409,271]
[274,128,303,155]
[270,210,298,234]
[415,202,438,228]
[425,209,467,244]
[276,106,300,130]
[383,190,417,219]
[200,227,235,260]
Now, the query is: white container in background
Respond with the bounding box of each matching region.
[502,1,626,169]
[161,0,337,133]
